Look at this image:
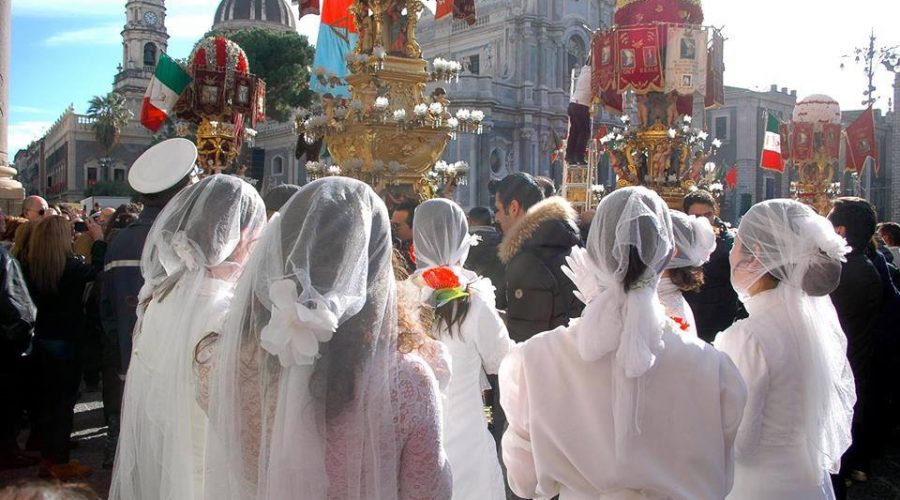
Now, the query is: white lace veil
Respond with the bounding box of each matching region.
[666,210,716,269]
[111,174,266,500]
[730,199,855,482]
[204,177,400,500]
[561,186,673,457]
[412,198,478,272]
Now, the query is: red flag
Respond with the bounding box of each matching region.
[845,107,878,173]
[294,0,320,18]
[704,29,725,109]
[823,123,841,159]
[616,26,664,92]
[779,123,792,161]
[792,122,814,162]
[436,0,476,25]
[725,164,738,189]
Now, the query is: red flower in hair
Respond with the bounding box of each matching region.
[422,267,461,290]
[670,316,690,332]
[408,243,416,265]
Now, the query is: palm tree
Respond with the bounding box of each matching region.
[86,92,133,181]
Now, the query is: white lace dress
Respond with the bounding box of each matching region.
[657,276,698,338]
[715,289,840,500]
[421,278,513,500]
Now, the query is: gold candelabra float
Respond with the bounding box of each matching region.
[173,36,266,175]
[783,95,844,215]
[600,114,722,208]
[299,0,483,200]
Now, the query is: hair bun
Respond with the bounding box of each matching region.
[801,251,842,297]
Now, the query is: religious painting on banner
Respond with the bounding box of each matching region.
[592,31,617,98]
[617,26,664,92]
[792,122,814,162]
[194,69,225,116]
[845,107,879,173]
[665,27,707,95]
[779,123,792,160]
[823,123,841,159]
[704,29,724,109]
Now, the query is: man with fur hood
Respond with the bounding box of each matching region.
[495,173,583,342]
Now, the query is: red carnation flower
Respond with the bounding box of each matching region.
[670,316,690,332]
[422,267,460,290]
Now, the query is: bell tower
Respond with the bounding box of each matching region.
[113,0,169,115]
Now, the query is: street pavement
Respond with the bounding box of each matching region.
[2,389,900,499]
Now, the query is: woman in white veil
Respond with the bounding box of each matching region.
[203,177,451,499]
[110,174,267,500]
[409,198,512,500]
[657,210,716,337]
[714,199,855,500]
[501,186,746,499]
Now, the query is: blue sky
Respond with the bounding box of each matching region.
[9,0,900,158]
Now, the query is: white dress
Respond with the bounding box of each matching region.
[657,276,698,338]
[500,320,747,500]
[715,289,839,500]
[421,278,512,500]
[111,275,233,500]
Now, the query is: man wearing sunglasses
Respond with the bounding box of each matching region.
[99,138,199,468]
[21,196,48,222]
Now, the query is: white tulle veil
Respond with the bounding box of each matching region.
[561,186,674,458]
[730,199,855,483]
[666,210,716,270]
[111,174,266,500]
[204,177,400,499]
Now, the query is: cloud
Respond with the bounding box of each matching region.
[44,23,121,46]
[14,0,217,18]
[8,121,53,158]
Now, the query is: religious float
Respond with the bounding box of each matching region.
[562,0,726,210]
[296,0,482,202]
[173,36,267,176]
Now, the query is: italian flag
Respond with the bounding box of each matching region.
[760,111,784,172]
[140,52,191,133]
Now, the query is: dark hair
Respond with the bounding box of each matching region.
[392,201,418,227]
[104,203,141,241]
[138,174,192,209]
[669,266,705,292]
[828,197,877,252]
[534,176,556,198]
[467,206,493,227]
[682,189,718,212]
[878,222,900,246]
[623,246,648,291]
[495,173,544,213]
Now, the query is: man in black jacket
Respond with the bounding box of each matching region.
[682,190,741,342]
[828,197,884,487]
[495,173,582,342]
[99,139,198,468]
[0,245,37,470]
[464,206,505,306]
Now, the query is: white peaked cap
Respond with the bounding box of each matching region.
[128,138,198,194]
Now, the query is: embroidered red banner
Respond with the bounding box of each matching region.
[616,26,664,93]
[592,31,617,98]
[823,123,842,160]
[792,122,814,162]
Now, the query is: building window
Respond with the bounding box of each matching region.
[467,55,480,75]
[764,176,775,200]
[714,116,729,141]
[272,156,284,176]
[490,149,503,174]
[114,169,125,182]
[144,43,157,67]
[87,167,98,182]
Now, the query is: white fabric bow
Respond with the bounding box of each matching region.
[259,278,339,368]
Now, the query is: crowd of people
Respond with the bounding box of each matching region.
[0,137,899,500]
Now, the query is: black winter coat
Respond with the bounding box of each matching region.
[684,221,742,342]
[499,197,583,342]
[464,226,506,307]
[0,246,36,359]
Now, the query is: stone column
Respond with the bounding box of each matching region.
[0,0,25,214]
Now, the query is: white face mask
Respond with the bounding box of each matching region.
[729,236,768,303]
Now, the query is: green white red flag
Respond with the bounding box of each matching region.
[140,52,191,132]
[760,111,784,172]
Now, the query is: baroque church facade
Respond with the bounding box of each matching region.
[416,0,616,207]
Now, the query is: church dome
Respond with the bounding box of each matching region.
[213,0,297,33]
